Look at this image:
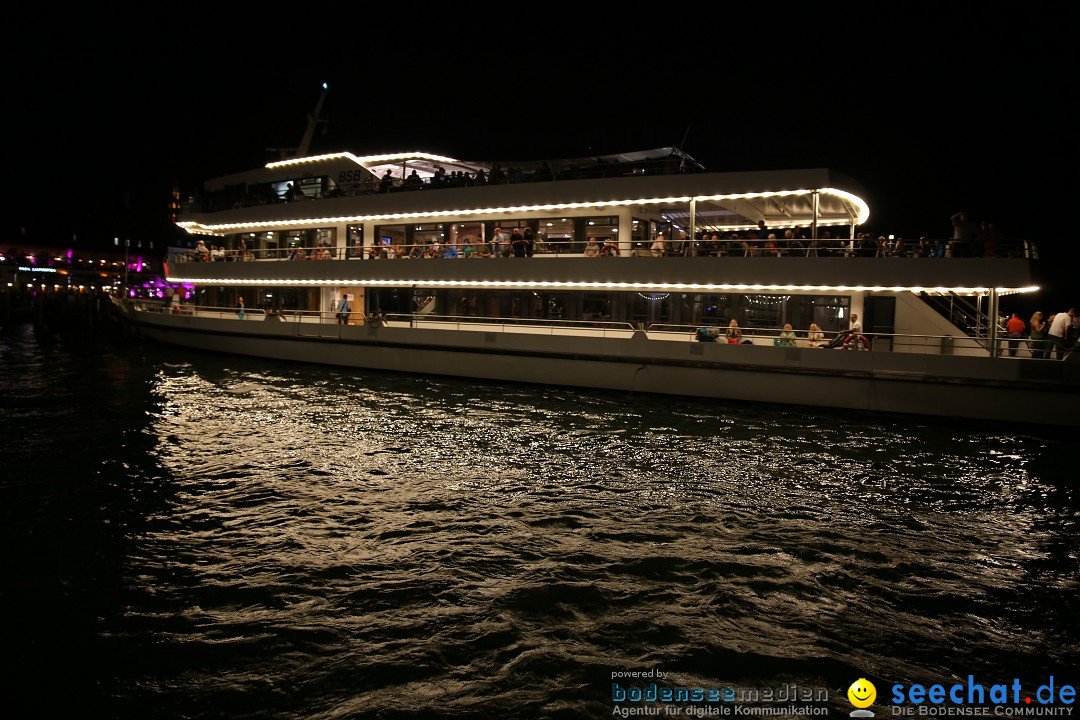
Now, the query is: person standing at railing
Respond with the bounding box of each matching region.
[523,226,536,257]
[336,293,350,325]
[1047,309,1075,360]
[510,228,527,258]
[1028,311,1048,358]
[1005,312,1026,356]
[237,296,246,320]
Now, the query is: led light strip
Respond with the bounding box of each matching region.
[178,188,867,235]
[266,151,460,170]
[163,276,1040,295]
[179,196,697,233]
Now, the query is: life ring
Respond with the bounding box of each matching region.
[842,333,871,350]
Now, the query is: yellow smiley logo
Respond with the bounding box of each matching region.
[848,678,877,708]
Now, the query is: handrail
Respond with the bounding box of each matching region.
[383,312,637,336]
[165,236,1037,264]
[651,322,1006,353]
[130,302,1070,359]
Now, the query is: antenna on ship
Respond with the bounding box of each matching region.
[268,83,330,160]
[296,82,329,159]
[676,123,692,172]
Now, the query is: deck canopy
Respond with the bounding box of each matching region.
[204,147,702,192]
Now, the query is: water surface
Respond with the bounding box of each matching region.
[2,327,1076,719]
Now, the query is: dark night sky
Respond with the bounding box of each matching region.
[5,4,1073,298]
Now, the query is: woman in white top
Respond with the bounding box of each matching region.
[807,323,825,348]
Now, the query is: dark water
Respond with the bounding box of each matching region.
[2,326,1077,719]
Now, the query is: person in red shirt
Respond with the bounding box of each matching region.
[1005,312,1026,356]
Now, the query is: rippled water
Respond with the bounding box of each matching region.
[2,326,1077,719]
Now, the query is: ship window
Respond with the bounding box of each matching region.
[692,294,735,325]
[789,295,851,333]
[582,293,612,322]
[631,217,649,251]
[376,225,408,253]
[450,222,484,248]
[743,294,789,329]
[632,292,672,326]
[585,217,619,246]
[347,224,364,258]
[536,218,574,255]
[314,228,335,249]
[413,223,448,250]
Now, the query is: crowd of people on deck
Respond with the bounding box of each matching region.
[189,239,255,262]
[1004,309,1079,360]
[273,165,546,203]
[696,308,1079,359]
[684,213,1024,259]
[360,226,544,260]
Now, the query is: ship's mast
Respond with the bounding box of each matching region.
[295,82,329,159]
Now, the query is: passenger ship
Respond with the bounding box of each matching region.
[121,133,1078,426]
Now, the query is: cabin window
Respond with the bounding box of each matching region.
[374,225,408,256]
[237,230,281,259]
[689,294,736,326]
[743,294,789,329]
[632,292,672,327]
[631,218,648,253]
[347,225,364,258]
[450,222,484,251]
[788,295,851,333]
[536,218,574,255]
[412,223,448,250]
[582,293,613,322]
[583,216,619,255]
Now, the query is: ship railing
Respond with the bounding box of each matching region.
[654,323,1031,357]
[130,301,1071,358]
[164,237,1037,263]
[133,298,268,319]
[380,312,638,337]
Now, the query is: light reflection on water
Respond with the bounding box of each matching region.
[2,331,1077,719]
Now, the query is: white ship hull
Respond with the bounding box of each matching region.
[127,309,1079,427]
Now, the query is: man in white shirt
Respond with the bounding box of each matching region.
[825,313,864,349]
[1047,308,1075,359]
